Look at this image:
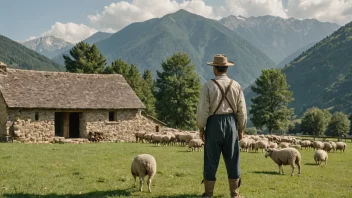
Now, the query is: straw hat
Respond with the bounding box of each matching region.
[206,54,235,66]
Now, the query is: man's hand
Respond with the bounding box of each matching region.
[239,130,244,141]
[200,128,205,142]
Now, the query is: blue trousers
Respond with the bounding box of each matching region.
[203,114,240,181]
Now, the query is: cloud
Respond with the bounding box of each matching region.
[225,0,287,18]
[40,22,98,43]
[224,0,352,25]
[27,0,352,43]
[88,0,218,32]
[285,0,352,25]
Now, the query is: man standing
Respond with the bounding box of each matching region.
[196,54,247,198]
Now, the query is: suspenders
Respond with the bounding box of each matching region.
[211,79,236,115]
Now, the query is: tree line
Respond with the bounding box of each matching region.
[64,41,352,134]
[63,42,200,130]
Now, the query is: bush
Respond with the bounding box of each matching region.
[245,127,257,135]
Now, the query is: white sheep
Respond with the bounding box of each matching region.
[312,141,324,150]
[265,148,301,176]
[239,138,249,152]
[335,142,347,152]
[188,139,204,151]
[314,150,328,166]
[131,154,157,192]
[330,141,336,152]
[323,142,333,152]
[152,134,163,146]
[279,142,290,149]
[300,140,312,150]
[268,142,278,149]
[289,144,301,150]
[256,140,269,153]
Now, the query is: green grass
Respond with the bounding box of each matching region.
[0,142,351,198]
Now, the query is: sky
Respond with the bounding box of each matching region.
[1,0,351,43]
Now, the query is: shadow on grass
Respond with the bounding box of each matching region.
[3,189,133,198]
[177,150,191,152]
[153,195,208,198]
[251,171,279,175]
[305,163,318,166]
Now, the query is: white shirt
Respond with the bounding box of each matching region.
[196,74,247,131]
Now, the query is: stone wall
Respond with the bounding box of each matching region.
[1,108,164,143]
[0,95,8,136]
[84,109,165,142]
[7,109,55,143]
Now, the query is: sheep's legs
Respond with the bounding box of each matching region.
[139,177,144,192]
[278,165,284,174]
[133,175,137,187]
[147,176,152,192]
[297,163,301,176]
[290,164,295,176]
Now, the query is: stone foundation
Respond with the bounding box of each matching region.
[1,108,165,143]
[7,109,55,143]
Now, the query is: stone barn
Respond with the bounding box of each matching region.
[0,65,165,143]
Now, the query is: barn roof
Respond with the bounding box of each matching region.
[0,69,145,110]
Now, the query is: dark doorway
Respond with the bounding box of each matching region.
[55,112,64,137]
[69,113,80,138]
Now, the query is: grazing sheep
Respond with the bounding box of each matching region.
[178,133,195,146]
[152,134,163,146]
[265,148,301,176]
[330,141,336,152]
[335,142,347,152]
[289,144,301,150]
[135,132,146,143]
[188,139,204,151]
[256,140,269,153]
[131,154,157,192]
[314,150,328,166]
[323,142,333,152]
[279,142,290,149]
[269,142,278,149]
[312,141,324,150]
[239,138,249,152]
[300,140,312,150]
[143,133,154,143]
[247,139,256,152]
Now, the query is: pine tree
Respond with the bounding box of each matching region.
[64,42,106,73]
[127,64,143,98]
[155,52,201,130]
[104,59,156,116]
[141,70,156,116]
[249,69,294,134]
[326,112,351,137]
[301,107,331,137]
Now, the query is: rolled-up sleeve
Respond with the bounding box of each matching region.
[236,88,247,132]
[196,84,210,130]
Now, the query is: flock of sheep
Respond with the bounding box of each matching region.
[241,135,347,176]
[131,132,348,192]
[134,130,204,151]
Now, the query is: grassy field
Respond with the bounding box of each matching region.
[0,142,351,198]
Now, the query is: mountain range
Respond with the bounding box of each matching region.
[283,21,352,115]
[22,36,74,59]
[94,9,275,87]
[219,15,340,64]
[0,35,63,71]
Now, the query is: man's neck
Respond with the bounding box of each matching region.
[215,73,227,77]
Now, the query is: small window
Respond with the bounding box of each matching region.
[155,125,160,132]
[109,111,116,121]
[35,112,39,121]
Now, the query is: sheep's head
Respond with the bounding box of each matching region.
[265,148,274,158]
